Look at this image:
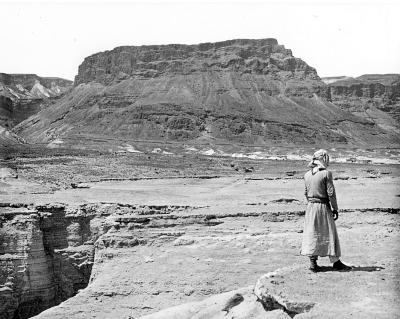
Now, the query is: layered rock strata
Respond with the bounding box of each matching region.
[0,204,95,319]
[0,73,72,102]
[14,39,398,149]
[74,38,321,86]
[0,73,72,131]
[326,74,400,133]
[0,203,215,319]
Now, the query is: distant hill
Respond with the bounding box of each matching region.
[0,73,72,130]
[321,76,353,84]
[326,74,400,134]
[12,40,400,150]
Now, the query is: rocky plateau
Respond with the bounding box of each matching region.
[11,39,399,150]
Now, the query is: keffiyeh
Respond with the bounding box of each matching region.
[308,149,330,174]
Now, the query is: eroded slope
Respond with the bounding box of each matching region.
[328,74,400,133]
[14,39,398,149]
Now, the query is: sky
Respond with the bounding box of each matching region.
[1,0,399,81]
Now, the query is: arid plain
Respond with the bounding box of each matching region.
[1,147,399,319]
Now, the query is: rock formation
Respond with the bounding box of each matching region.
[138,286,293,319]
[0,73,72,130]
[0,204,95,319]
[13,39,399,149]
[325,74,400,134]
[138,265,318,319]
[0,201,224,319]
[74,38,320,86]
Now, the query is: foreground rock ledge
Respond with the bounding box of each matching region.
[2,201,399,319]
[138,265,314,319]
[139,286,289,319]
[140,263,396,319]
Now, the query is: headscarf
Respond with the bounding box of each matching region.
[308,149,329,174]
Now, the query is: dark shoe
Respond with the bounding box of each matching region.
[309,257,321,272]
[310,264,321,272]
[333,260,352,271]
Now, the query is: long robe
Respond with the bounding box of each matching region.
[301,169,341,258]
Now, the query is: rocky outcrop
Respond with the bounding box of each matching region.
[74,39,321,87]
[14,39,399,149]
[139,265,317,319]
[0,204,96,319]
[0,73,72,130]
[326,74,400,133]
[138,286,293,319]
[0,202,217,319]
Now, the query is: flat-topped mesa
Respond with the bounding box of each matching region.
[75,38,320,85]
[15,38,399,148]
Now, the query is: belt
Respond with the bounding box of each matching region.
[307,197,329,204]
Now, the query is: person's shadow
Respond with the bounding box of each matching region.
[317,266,385,272]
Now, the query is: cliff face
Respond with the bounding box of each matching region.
[74,39,320,86]
[14,39,399,148]
[0,204,96,319]
[0,93,26,144]
[0,73,72,130]
[0,202,218,319]
[326,74,400,133]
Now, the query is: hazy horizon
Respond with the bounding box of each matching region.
[1,0,399,81]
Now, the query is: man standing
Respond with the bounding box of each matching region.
[301,149,351,272]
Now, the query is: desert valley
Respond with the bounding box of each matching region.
[0,38,399,319]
